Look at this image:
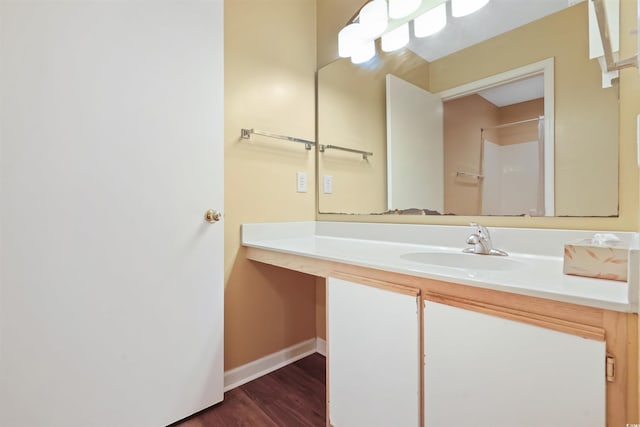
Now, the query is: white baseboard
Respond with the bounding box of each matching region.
[224,337,319,391]
[316,337,326,357]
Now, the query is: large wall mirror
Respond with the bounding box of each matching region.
[317,0,620,217]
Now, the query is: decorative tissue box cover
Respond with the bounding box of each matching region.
[563,239,628,282]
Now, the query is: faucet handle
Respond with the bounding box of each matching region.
[469,222,490,241]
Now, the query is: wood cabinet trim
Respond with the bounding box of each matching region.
[424,291,606,341]
[330,272,420,297]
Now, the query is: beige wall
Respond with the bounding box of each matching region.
[317,51,429,214]
[315,276,326,341]
[444,95,498,215]
[317,58,388,214]
[498,99,544,146]
[224,0,318,371]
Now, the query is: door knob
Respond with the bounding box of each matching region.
[205,209,221,223]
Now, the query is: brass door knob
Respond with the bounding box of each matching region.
[205,209,221,223]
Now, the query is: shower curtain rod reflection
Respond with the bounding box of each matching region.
[481,116,542,131]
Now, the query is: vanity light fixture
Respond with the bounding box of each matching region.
[382,22,410,52]
[388,0,421,19]
[414,2,447,37]
[360,0,388,39]
[338,0,489,64]
[451,0,490,17]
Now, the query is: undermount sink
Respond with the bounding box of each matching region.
[400,251,524,271]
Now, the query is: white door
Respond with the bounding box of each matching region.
[328,277,420,427]
[386,74,443,212]
[424,301,606,427]
[0,1,224,426]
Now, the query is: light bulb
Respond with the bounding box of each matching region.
[451,0,490,17]
[351,40,376,64]
[414,3,447,38]
[359,0,388,39]
[381,22,409,52]
[388,0,420,19]
[338,23,364,58]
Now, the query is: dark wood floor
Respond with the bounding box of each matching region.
[173,353,326,427]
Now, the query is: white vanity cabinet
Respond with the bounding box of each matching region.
[242,225,638,427]
[423,300,607,427]
[327,276,421,427]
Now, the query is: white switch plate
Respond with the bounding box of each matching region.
[323,175,333,194]
[296,172,307,193]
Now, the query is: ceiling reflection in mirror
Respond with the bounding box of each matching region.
[317,0,619,217]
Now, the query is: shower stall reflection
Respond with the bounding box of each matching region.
[480,117,545,216]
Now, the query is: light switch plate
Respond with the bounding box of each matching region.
[296,172,307,193]
[323,175,333,194]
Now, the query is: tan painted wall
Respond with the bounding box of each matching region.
[224,0,318,371]
[318,51,429,214]
[315,276,326,341]
[498,99,545,146]
[444,95,498,215]
[317,58,388,214]
[317,1,639,230]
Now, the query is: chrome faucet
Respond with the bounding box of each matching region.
[463,222,508,256]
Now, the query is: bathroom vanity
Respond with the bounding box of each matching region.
[242,221,639,427]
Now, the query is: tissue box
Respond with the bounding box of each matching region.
[563,239,628,282]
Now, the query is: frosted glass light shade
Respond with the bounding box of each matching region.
[359,0,388,39]
[381,22,409,52]
[351,40,376,64]
[414,3,447,37]
[451,0,490,17]
[338,23,364,58]
[388,0,420,19]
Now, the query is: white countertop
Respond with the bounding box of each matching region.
[242,221,640,313]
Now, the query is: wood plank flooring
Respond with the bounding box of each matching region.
[172,353,326,427]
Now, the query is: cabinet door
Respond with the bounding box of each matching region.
[424,300,606,427]
[328,277,420,427]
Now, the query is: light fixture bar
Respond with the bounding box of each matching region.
[414,2,447,38]
[339,0,488,64]
[367,0,448,34]
[388,0,421,19]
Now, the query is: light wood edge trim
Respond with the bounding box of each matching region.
[245,247,332,277]
[330,272,420,297]
[424,291,606,341]
[419,291,425,427]
[603,311,630,426]
[630,314,640,423]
